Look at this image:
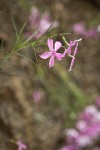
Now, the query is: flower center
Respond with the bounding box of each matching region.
[52,51,56,56]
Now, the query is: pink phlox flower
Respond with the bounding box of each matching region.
[62,38,81,71]
[93,112,100,123]
[36,19,59,38]
[73,22,85,34]
[63,38,82,57]
[17,140,27,150]
[38,19,51,37]
[83,28,97,38]
[68,39,82,71]
[80,105,98,124]
[28,7,59,39]
[32,90,43,103]
[83,122,100,140]
[29,7,40,29]
[39,38,62,68]
[68,57,75,72]
[42,12,51,21]
[76,120,87,132]
[41,11,59,28]
[84,105,98,115]
[76,134,92,147]
[66,128,79,143]
[62,41,74,57]
[73,22,98,39]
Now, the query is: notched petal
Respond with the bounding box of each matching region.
[39,52,51,59]
[54,41,62,51]
[49,56,54,68]
[55,53,63,61]
[69,57,75,71]
[47,38,53,51]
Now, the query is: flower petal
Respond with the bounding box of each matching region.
[63,44,72,58]
[39,52,51,59]
[49,56,54,68]
[65,41,73,56]
[47,38,53,51]
[73,42,78,56]
[67,46,72,55]
[55,53,63,61]
[54,41,62,51]
[69,57,75,71]
[62,49,67,57]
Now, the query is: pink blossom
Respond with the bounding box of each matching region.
[59,100,100,150]
[83,28,97,38]
[66,128,79,143]
[69,57,75,72]
[72,22,99,39]
[76,120,87,132]
[29,7,40,29]
[83,122,100,140]
[40,38,62,68]
[36,19,51,38]
[27,7,59,38]
[62,38,81,71]
[80,105,98,123]
[62,41,74,57]
[85,105,98,115]
[93,112,100,122]
[32,90,43,103]
[76,135,92,147]
[68,39,81,71]
[72,23,85,34]
[17,140,27,150]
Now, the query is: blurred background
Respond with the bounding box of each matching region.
[0,0,100,150]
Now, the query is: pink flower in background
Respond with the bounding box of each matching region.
[40,38,62,68]
[83,28,97,38]
[84,105,98,115]
[36,18,51,38]
[59,98,100,150]
[80,105,98,123]
[29,7,40,29]
[27,7,59,38]
[66,128,79,143]
[76,120,87,132]
[85,123,100,139]
[72,22,99,39]
[17,140,27,150]
[76,135,92,147]
[32,90,43,103]
[72,23,85,34]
